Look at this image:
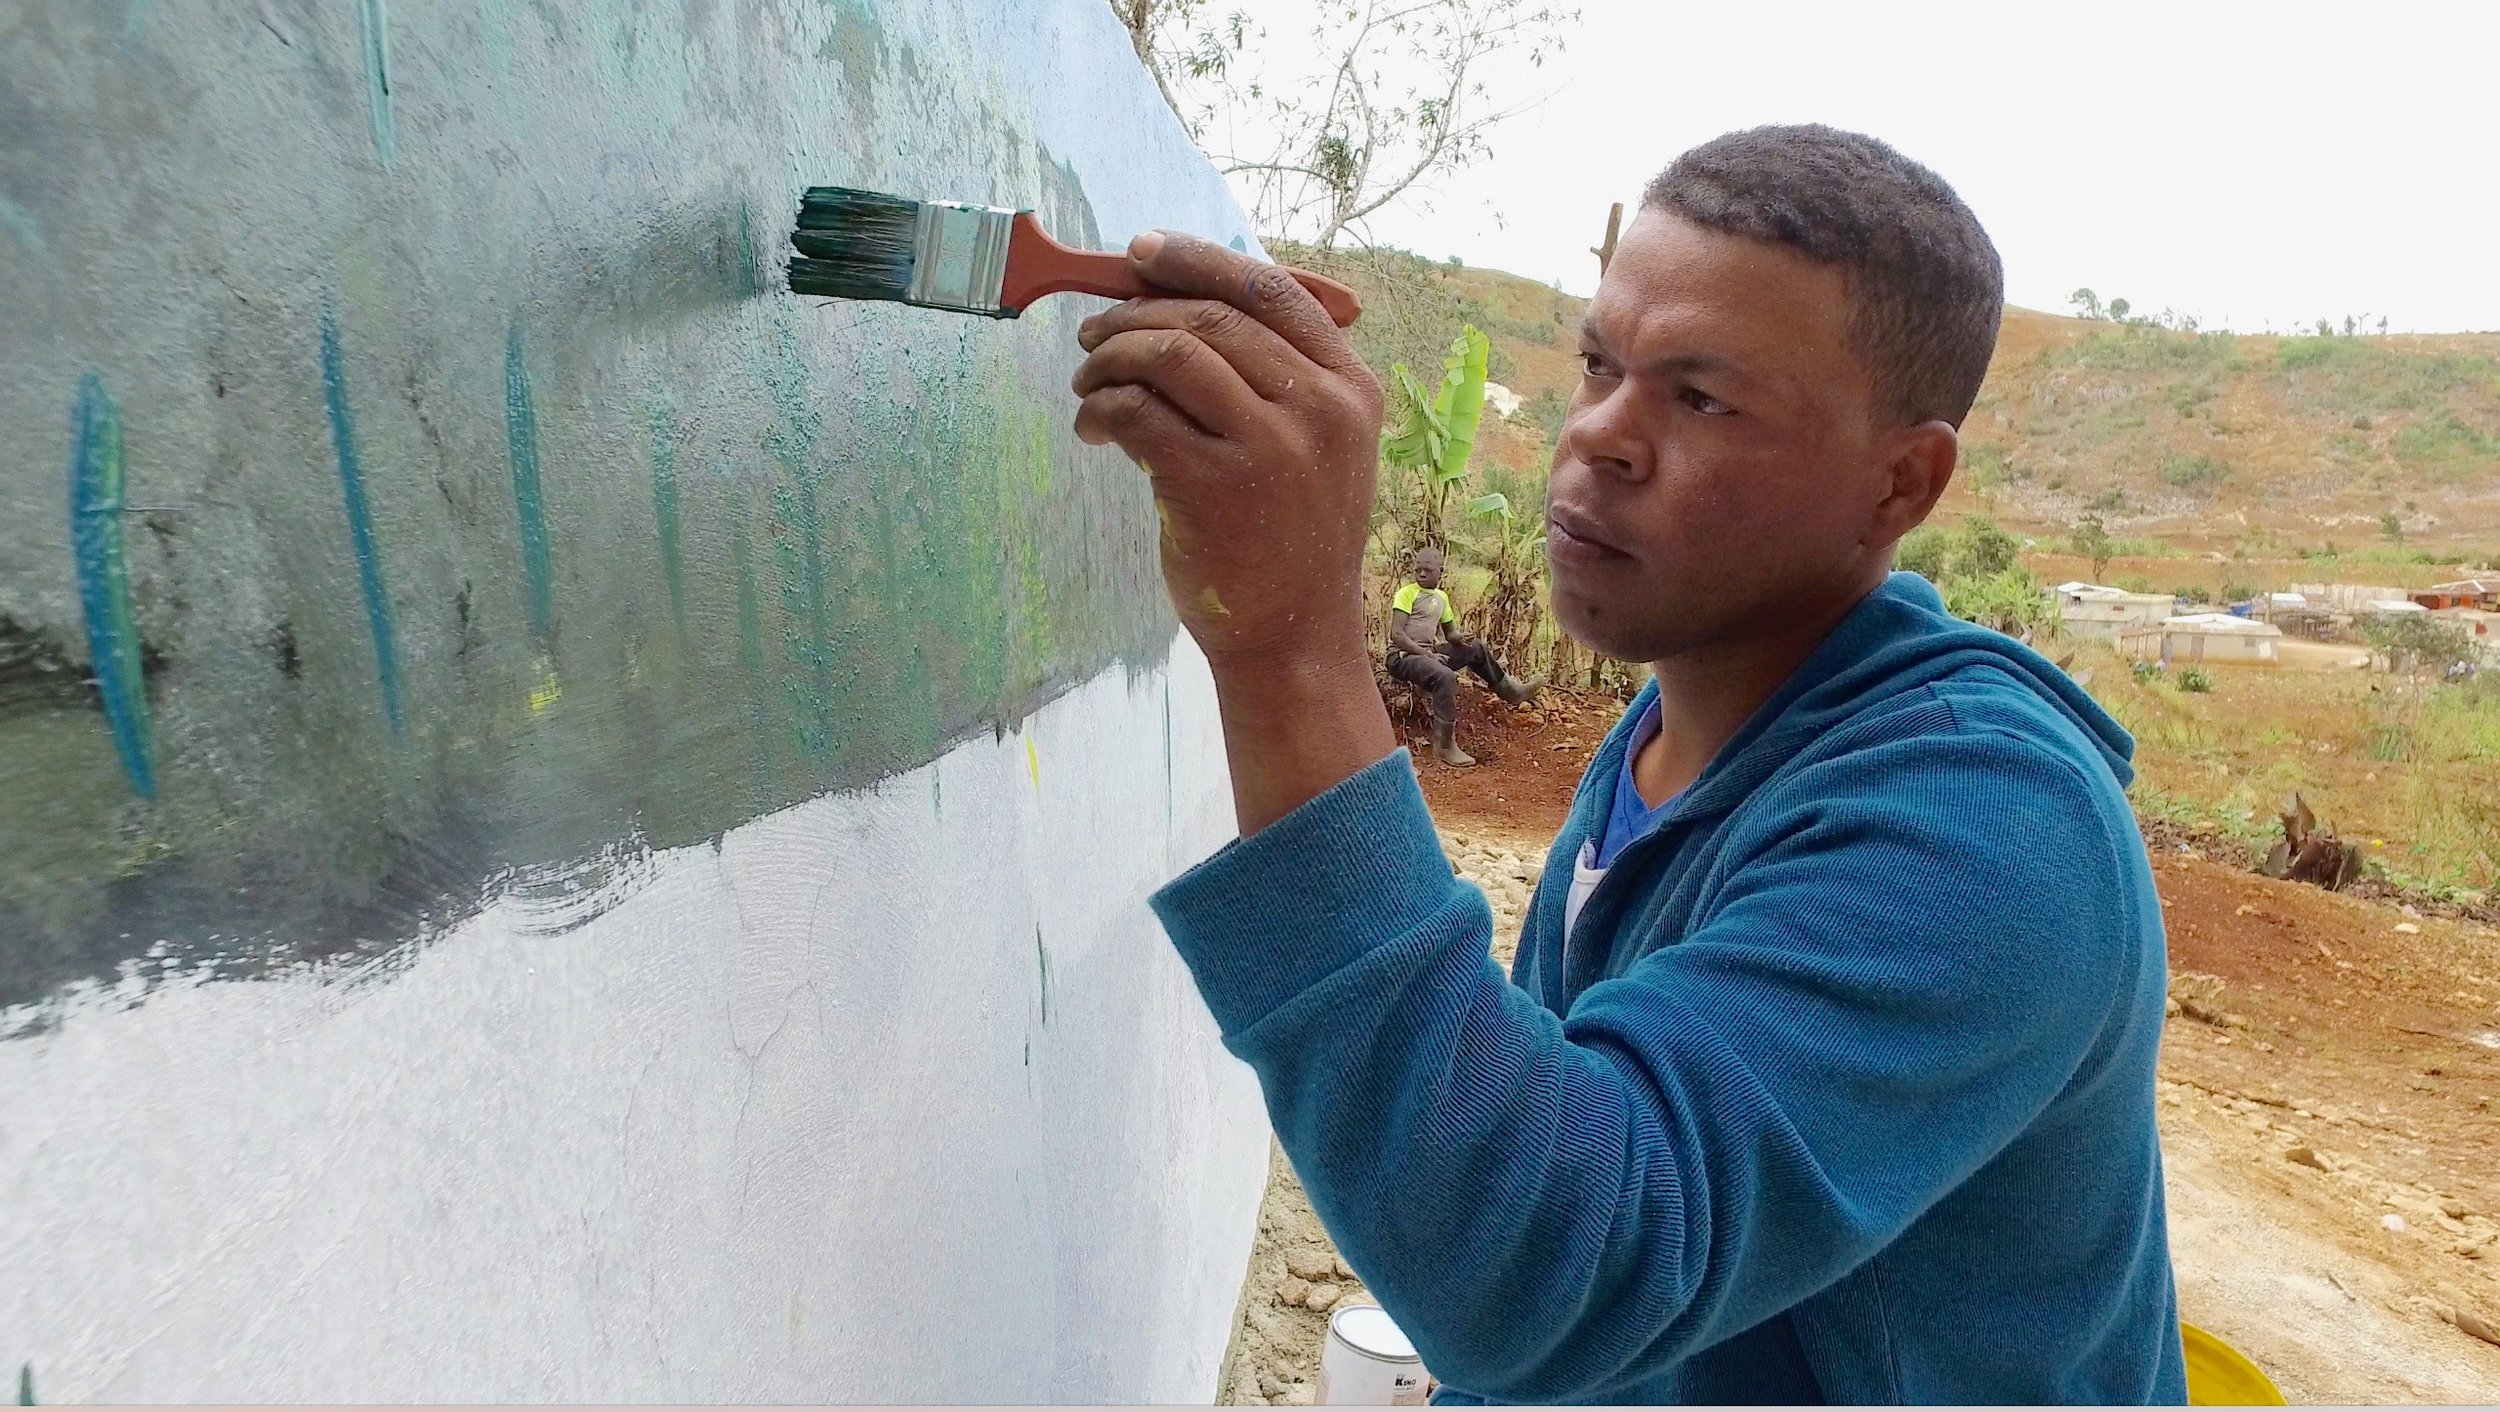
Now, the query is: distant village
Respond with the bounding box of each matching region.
[2054,576,2500,670]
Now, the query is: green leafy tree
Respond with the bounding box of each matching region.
[1957,516,2020,577]
[2072,511,2114,581]
[2069,288,2104,321]
[1896,525,1951,582]
[2362,613,2477,677]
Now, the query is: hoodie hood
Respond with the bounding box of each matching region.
[1581,573,2134,834]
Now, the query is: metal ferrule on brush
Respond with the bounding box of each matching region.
[908,201,1017,317]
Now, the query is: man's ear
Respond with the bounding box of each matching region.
[1869,421,1959,547]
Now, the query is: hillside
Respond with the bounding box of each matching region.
[1952,313,2500,556]
[1318,250,2500,573]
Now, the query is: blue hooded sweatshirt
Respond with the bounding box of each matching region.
[1152,573,2187,1404]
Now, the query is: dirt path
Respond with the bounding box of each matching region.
[1217,696,2500,1404]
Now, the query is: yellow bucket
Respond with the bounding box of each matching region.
[2181,1322,2285,1406]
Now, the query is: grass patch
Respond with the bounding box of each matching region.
[2082,647,2500,895]
[2393,409,2499,475]
[2157,453,2232,493]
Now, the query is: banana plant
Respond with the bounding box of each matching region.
[1464,489,1549,667]
[1379,324,1492,548]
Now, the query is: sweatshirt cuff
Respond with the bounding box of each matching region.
[1152,749,1461,1035]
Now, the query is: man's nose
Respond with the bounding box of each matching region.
[1561,388,1650,483]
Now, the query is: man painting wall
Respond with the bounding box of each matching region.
[1067,124,2186,1402]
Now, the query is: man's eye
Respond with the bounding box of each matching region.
[1682,388,1733,416]
[1579,353,1614,379]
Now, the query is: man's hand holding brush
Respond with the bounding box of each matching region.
[1071,232,1396,837]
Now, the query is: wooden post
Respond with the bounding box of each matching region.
[1590,202,1623,276]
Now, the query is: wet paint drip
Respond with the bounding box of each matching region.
[357,0,394,166]
[320,313,403,732]
[503,326,556,652]
[1034,926,1051,1027]
[648,404,687,639]
[66,374,154,800]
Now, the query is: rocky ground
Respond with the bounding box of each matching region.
[1215,693,2500,1404]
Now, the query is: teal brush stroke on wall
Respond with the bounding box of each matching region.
[66,373,155,800]
[769,451,837,758]
[503,327,555,650]
[649,404,687,640]
[730,511,773,782]
[320,312,403,733]
[16,1359,30,1405]
[357,0,394,167]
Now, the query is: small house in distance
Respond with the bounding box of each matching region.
[2053,582,2177,640]
[2412,577,2500,612]
[2117,613,2284,664]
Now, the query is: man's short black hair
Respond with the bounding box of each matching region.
[1643,124,2003,428]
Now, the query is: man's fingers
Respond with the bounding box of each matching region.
[1127,231,1367,379]
[1072,382,1200,469]
[1072,328,1259,437]
[1078,297,1313,400]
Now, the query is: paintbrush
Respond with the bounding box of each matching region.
[786,186,1362,326]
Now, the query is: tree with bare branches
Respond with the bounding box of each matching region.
[1111,0,1574,249]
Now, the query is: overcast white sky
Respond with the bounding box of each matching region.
[1270,0,2499,333]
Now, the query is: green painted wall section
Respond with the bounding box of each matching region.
[0,0,1250,1013]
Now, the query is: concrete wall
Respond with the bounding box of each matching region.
[0,0,1264,1399]
[2121,630,2279,664]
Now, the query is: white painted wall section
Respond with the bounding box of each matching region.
[0,633,1263,1402]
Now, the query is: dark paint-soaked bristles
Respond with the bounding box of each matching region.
[789,256,913,302]
[795,185,918,229]
[786,186,923,301]
[790,227,906,265]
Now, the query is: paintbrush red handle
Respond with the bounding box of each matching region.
[1000,213,1363,327]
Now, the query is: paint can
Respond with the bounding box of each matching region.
[1318,1303,1429,1405]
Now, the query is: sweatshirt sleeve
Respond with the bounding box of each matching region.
[1150,734,2144,1403]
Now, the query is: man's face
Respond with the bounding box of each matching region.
[1412,550,1444,589]
[1543,210,1933,663]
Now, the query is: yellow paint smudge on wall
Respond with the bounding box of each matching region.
[529,658,563,714]
[1025,734,1041,790]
